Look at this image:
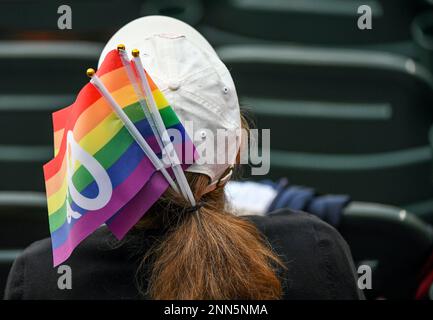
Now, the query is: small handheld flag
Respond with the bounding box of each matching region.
[44,48,197,266]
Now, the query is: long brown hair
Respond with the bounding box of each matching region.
[134,115,284,300]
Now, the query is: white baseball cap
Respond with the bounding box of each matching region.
[98,15,241,185]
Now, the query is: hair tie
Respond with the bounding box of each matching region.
[184,201,205,214]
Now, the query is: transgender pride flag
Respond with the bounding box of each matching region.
[43,49,195,266]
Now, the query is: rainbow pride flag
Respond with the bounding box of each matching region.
[44,49,195,266]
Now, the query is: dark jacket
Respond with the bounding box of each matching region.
[4,209,364,300]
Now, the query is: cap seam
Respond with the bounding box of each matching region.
[149,64,218,91]
[176,87,239,128]
[178,66,216,84]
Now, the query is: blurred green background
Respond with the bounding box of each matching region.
[2,0,433,300]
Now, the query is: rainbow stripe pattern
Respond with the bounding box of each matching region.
[44,49,195,266]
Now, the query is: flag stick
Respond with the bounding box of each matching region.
[86,68,179,193]
[116,45,167,164]
[132,49,196,206]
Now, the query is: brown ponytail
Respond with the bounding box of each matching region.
[134,114,284,299]
[136,173,284,300]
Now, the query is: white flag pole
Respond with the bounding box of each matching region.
[131,49,196,206]
[86,68,179,193]
[116,45,167,165]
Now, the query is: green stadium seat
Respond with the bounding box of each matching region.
[200,0,420,47]
[0,41,101,94]
[412,11,433,74]
[0,1,143,41]
[218,45,433,217]
[141,0,204,26]
[0,41,100,192]
[0,145,51,191]
[340,201,433,299]
[0,94,73,145]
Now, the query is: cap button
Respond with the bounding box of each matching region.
[168,81,180,91]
